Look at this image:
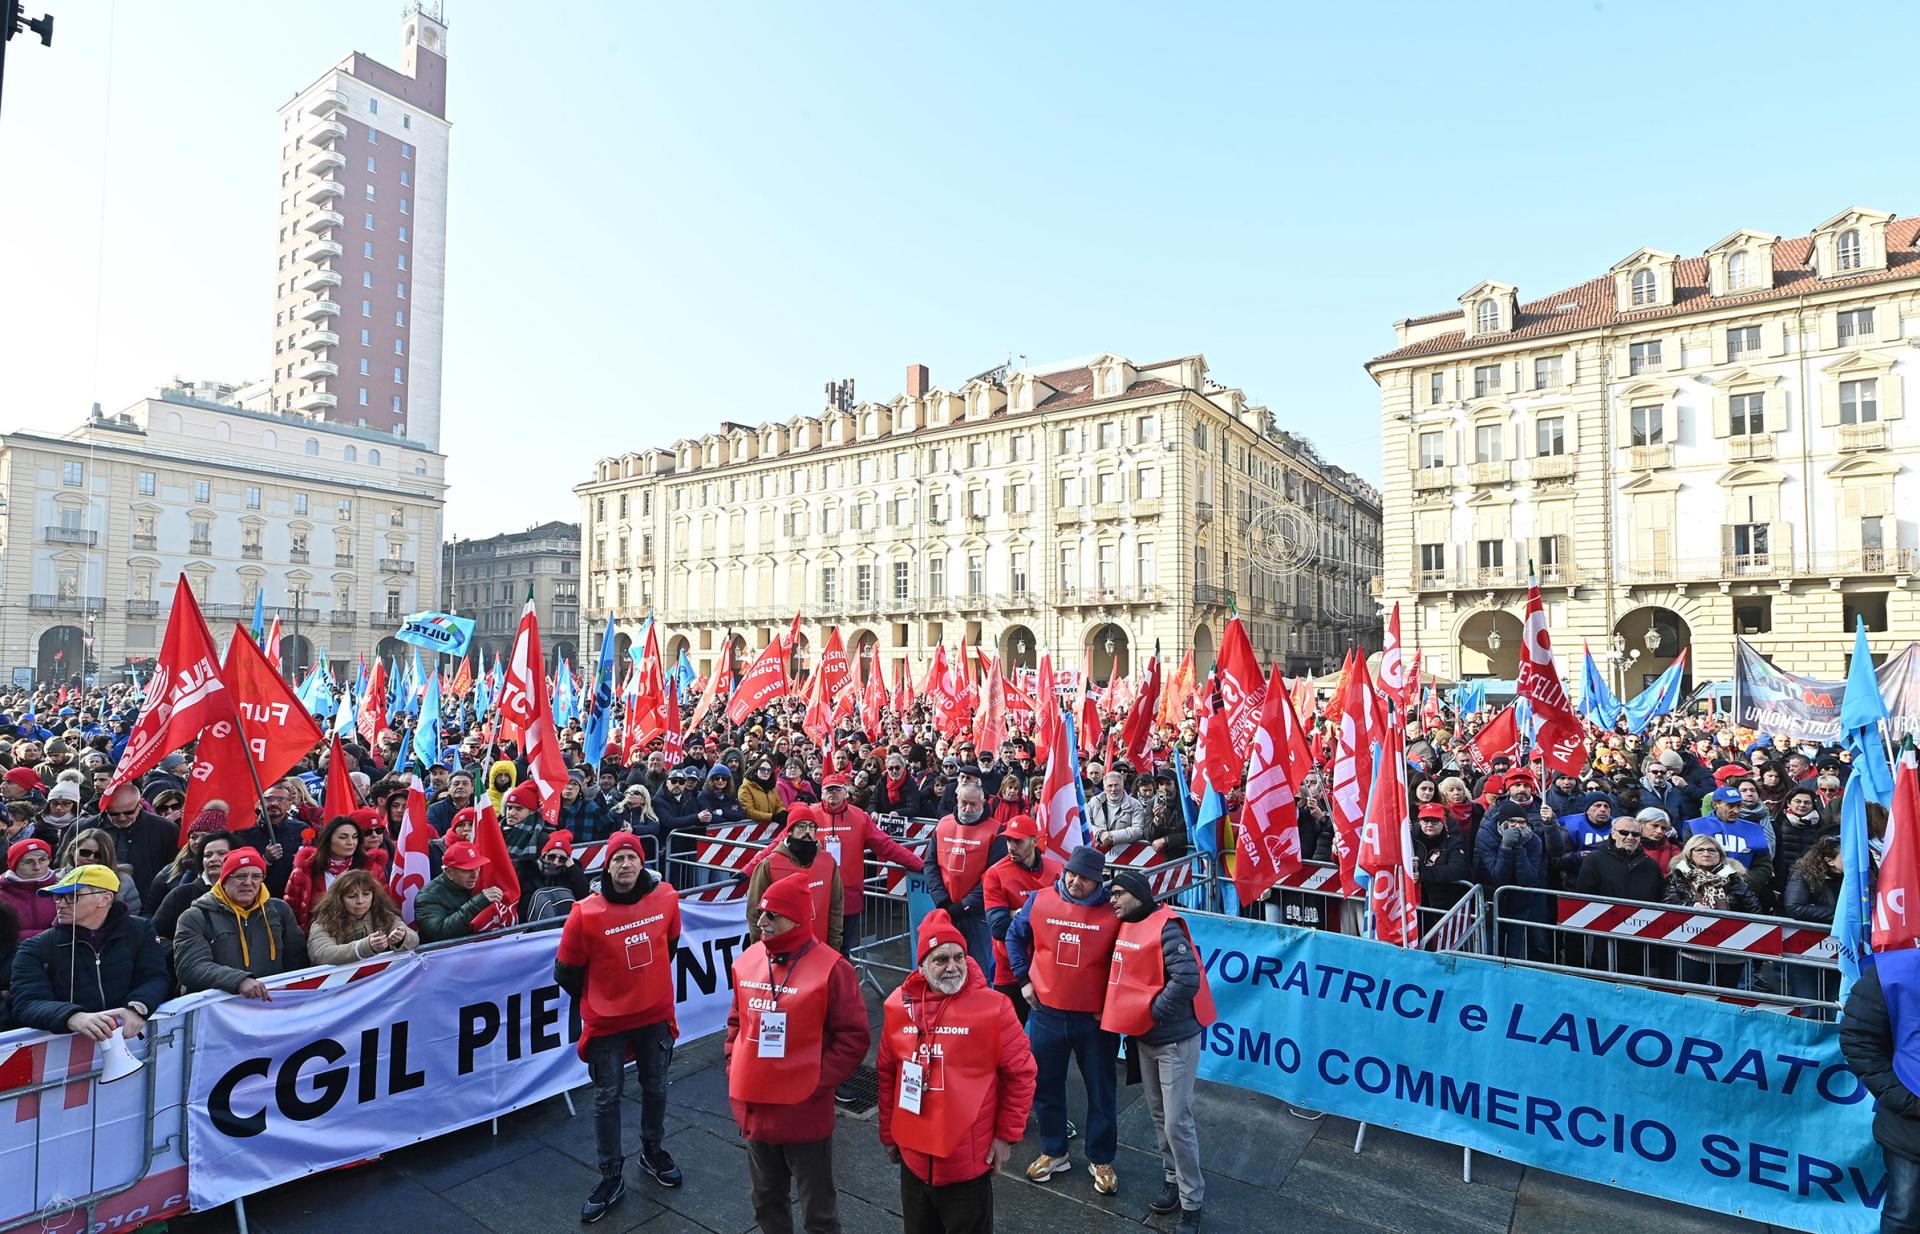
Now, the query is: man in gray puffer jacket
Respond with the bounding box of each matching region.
[171,846,309,998]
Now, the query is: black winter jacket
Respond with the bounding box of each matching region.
[8,902,171,1033]
[1841,965,1920,1163]
[1573,842,1666,904]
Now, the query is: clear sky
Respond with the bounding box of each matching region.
[4,0,1917,538]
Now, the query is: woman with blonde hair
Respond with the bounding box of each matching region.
[1664,834,1761,988]
[307,868,418,964]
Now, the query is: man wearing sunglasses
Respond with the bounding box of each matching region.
[231,781,304,897]
[9,863,170,1038]
[81,785,175,913]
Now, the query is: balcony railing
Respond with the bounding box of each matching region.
[331,610,357,626]
[370,612,402,627]
[1727,435,1775,462]
[1194,501,1215,523]
[189,539,213,555]
[1053,507,1082,525]
[1628,444,1673,471]
[131,533,157,550]
[1807,548,1918,576]
[42,526,97,546]
[1839,423,1889,453]
[1006,513,1032,529]
[1193,583,1233,609]
[29,594,105,614]
[242,544,264,559]
[1530,455,1575,481]
[290,548,310,563]
[380,559,415,574]
[125,599,161,618]
[1091,503,1124,521]
[1469,460,1511,486]
[1057,585,1161,608]
[336,553,354,566]
[1129,500,1161,518]
[1413,466,1453,491]
[954,592,993,612]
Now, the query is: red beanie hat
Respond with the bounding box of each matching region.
[219,847,266,883]
[349,806,381,828]
[5,767,45,793]
[541,828,575,857]
[916,907,966,962]
[450,806,478,831]
[8,838,51,870]
[505,781,543,811]
[604,832,646,861]
[758,872,815,925]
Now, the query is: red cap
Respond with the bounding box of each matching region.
[349,806,381,828]
[5,767,46,793]
[1504,769,1538,788]
[917,907,967,962]
[1713,764,1752,786]
[1417,803,1447,821]
[821,774,850,790]
[759,872,815,924]
[505,781,543,810]
[219,847,266,882]
[1003,813,1040,841]
[441,841,487,870]
[541,829,575,857]
[8,838,51,869]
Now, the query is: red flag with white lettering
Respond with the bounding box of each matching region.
[391,779,436,923]
[1516,577,1587,776]
[1328,650,1372,895]
[1119,651,1161,769]
[182,624,324,840]
[1359,698,1419,945]
[816,627,852,714]
[727,637,792,725]
[1379,604,1407,706]
[468,798,521,931]
[108,575,239,796]
[972,654,1007,756]
[1035,695,1087,860]
[1469,705,1522,772]
[263,616,283,672]
[892,658,915,714]
[501,599,568,823]
[687,640,732,732]
[1874,752,1920,952]
[357,658,389,747]
[1236,663,1303,903]
[862,640,888,743]
[662,677,684,765]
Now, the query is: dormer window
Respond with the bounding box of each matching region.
[1475,300,1498,333]
[1726,251,1750,290]
[1630,268,1658,306]
[1837,229,1862,271]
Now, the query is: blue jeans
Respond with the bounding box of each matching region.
[1026,1005,1117,1163]
[1886,1149,1920,1233]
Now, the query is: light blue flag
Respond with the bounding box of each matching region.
[1842,618,1895,808]
[399,650,425,719]
[334,679,357,738]
[412,670,441,771]
[1620,653,1688,736]
[1193,783,1235,915]
[672,649,698,694]
[554,656,579,728]
[1833,771,1874,998]
[251,591,267,643]
[1580,647,1623,729]
[583,614,618,769]
[473,659,492,718]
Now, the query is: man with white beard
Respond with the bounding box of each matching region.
[877,909,1035,1234]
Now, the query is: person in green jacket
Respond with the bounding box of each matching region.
[414,841,504,942]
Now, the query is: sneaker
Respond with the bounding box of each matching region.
[1150,1181,1180,1213]
[580,1175,625,1224]
[640,1143,682,1188]
[1090,1162,1119,1195]
[1176,1206,1204,1233]
[835,1080,860,1106]
[1025,1153,1073,1183]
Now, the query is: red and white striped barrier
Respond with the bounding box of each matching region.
[1271,862,1355,898]
[693,821,783,872]
[1552,896,1832,963]
[1110,842,1197,898]
[277,958,399,991]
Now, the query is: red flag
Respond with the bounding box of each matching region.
[1034,696,1086,860]
[1328,652,1372,895]
[108,575,239,795]
[687,641,733,732]
[1078,693,1100,758]
[451,656,473,699]
[1379,603,1407,706]
[468,798,521,931]
[892,658,915,714]
[1516,578,1587,776]
[932,647,969,738]
[1213,618,1268,771]
[391,779,435,922]
[662,677,685,764]
[1408,645,1424,704]
[862,640,888,743]
[1237,664,1303,903]
[783,611,804,685]
[1359,698,1418,945]
[1034,652,1061,755]
[1874,752,1920,952]
[1194,666,1238,799]
[501,598,569,823]
[971,655,1007,756]
[182,625,325,840]
[1275,678,1315,789]
[728,637,792,725]
[1469,705,1522,772]
[322,735,359,820]
[816,628,852,713]
[801,653,834,747]
[631,623,668,747]
[357,658,389,747]
[263,616,283,672]
[957,636,980,715]
[1157,649,1195,727]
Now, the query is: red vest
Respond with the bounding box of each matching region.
[1101,907,1217,1036]
[982,854,1060,986]
[1026,885,1118,1014]
[765,847,837,941]
[933,815,997,902]
[882,981,1003,1158]
[728,937,839,1105]
[557,882,682,1056]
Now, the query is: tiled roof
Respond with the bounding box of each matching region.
[1368,217,1920,366]
[1028,366,1181,412]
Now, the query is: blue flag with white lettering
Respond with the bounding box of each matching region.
[583,614,617,770]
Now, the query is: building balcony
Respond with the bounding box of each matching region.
[1194,501,1214,523]
[335,553,354,566]
[301,210,343,235]
[242,544,264,560]
[1002,589,1037,609]
[42,525,97,546]
[1538,561,1579,587]
[125,599,160,618]
[290,548,310,563]
[1053,507,1082,525]
[308,88,348,117]
[299,267,341,294]
[1091,502,1124,521]
[963,515,987,533]
[330,610,356,626]
[1808,548,1918,576]
[294,359,339,382]
[1413,466,1453,491]
[380,559,416,574]
[297,390,338,412]
[302,118,347,146]
[1531,455,1575,481]
[297,298,340,322]
[29,594,105,615]
[297,329,339,351]
[1839,423,1889,453]
[131,533,156,550]
[1413,566,1528,591]
[1193,583,1233,609]
[953,592,993,613]
[301,149,345,178]
[297,238,343,264]
[1057,585,1161,608]
[301,179,344,206]
[1469,461,1511,486]
[1129,500,1161,518]
[1628,444,1673,471]
[1006,513,1032,530]
[189,539,213,555]
[1727,435,1775,462]
[370,612,402,628]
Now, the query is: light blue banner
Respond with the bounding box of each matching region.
[394,610,476,657]
[1186,913,1882,1233]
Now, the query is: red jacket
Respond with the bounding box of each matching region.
[723,936,870,1143]
[877,960,1034,1186]
[739,803,924,908]
[283,847,389,930]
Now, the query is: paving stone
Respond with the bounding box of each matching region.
[385,1116,545,1191]
[1510,1167,1775,1234]
[443,1144,667,1232]
[646,1123,761,1234]
[1278,1135,1517,1234]
[1116,1078,1319,1190]
[1312,1113,1526,1192]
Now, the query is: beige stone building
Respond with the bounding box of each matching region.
[1368,206,1920,689]
[576,355,1381,686]
[441,521,582,667]
[0,389,447,687]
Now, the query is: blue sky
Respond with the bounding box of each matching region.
[4,0,1917,536]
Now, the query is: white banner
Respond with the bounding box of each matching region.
[186,894,754,1210]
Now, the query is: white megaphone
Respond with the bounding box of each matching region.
[98,1025,144,1085]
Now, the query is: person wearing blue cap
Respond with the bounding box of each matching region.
[1683,787,1776,910]
[8,864,169,1038]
